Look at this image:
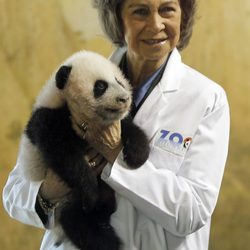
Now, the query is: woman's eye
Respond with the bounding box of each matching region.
[133,8,149,16]
[160,6,175,16]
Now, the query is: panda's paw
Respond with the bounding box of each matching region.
[123,139,150,169]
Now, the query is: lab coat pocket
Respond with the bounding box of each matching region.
[149,128,192,173]
[150,146,184,173]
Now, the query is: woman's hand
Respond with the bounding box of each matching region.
[71,111,123,164]
[83,148,108,176]
[39,168,71,203]
[89,121,123,164]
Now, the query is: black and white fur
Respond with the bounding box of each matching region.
[19,51,149,250]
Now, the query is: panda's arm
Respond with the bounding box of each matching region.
[26,106,98,208]
[121,118,150,169]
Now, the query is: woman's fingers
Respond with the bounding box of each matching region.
[92,157,108,176]
[84,148,108,175]
[40,168,71,201]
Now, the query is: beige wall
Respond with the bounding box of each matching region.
[0,0,249,249]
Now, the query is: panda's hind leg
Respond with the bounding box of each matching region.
[59,195,121,250]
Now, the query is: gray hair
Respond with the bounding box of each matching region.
[92,0,197,50]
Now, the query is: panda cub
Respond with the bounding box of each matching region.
[19,51,150,250]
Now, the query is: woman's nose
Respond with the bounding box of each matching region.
[147,13,165,33]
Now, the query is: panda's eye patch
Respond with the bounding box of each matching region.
[94,80,108,98]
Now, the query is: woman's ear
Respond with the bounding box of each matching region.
[55,65,72,89]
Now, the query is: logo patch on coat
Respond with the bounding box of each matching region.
[153,129,192,156]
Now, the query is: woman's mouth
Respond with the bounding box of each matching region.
[142,38,168,45]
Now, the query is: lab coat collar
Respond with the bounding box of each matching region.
[109,47,183,92]
[160,48,183,92]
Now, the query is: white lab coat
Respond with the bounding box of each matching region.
[2,48,230,250]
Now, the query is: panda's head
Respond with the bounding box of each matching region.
[55,51,132,126]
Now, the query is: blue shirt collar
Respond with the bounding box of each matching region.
[133,63,165,107]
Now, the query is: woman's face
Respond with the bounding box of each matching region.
[121,0,181,63]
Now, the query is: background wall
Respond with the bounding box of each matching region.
[0,0,249,249]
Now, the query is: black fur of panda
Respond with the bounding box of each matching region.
[19,51,150,250]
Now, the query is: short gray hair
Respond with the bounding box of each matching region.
[92,0,196,50]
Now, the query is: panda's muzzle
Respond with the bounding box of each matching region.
[105,101,128,113]
[102,95,130,118]
[105,95,130,113]
[116,96,129,104]
[97,92,131,122]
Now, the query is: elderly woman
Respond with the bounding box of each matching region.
[3,0,230,250]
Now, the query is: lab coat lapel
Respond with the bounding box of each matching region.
[133,49,184,124]
[109,47,127,65]
[159,48,183,92]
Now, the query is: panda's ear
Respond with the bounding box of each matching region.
[55,65,72,89]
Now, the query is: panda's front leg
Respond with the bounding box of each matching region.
[121,119,150,169]
[56,155,99,212]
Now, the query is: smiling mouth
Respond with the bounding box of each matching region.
[142,38,168,45]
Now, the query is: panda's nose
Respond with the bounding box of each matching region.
[116,96,129,103]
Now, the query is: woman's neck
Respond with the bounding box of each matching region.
[126,52,169,87]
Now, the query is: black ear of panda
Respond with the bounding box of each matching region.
[55,65,72,89]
